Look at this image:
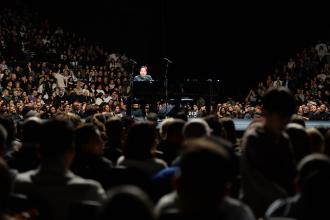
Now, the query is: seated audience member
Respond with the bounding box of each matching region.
[67,200,101,220]
[132,103,144,118]
[117,122,167,177]
[219,117,237,146]
[285,123,311,164]
[146,112,158,124]
[0,115,21,161]
[204,115,226,138]
[13,119,106,220]
[182,118,212,139]
[173,112,188,122]
[151,119,185,201]
[103,118,124,164]
[0,158,11,218]
[0,125,7,158]
[71,124,113,189]
[324,128,330,157]
[306,127,325,153]
[8,117,42,172]
[0,123,17,186]
[156,137,255,220]
[158,118,175,141]
[98,185,155,220]
[55,112,82,128]
[290,114,306,127]
[266,153,330,220]
[240,87,296,218]
[157,119,185,165]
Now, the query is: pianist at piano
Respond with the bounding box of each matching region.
[133,66,153,81]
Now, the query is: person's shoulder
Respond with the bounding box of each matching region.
[223,196,249,208]
[223,196,256,220]
[265,195,299,218]
[67,171,102,187]
[153,158,167,167]
[133,75,141,81]
[96,156,113,168]
[155,192,178,216]
[16,169,37,183]
[14,170,38,192]
[68,172,105,190]
[67,172,106,201]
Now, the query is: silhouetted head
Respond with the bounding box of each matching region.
[176,137,231,216]
[285,123,311,164]
[0,158,11,213]
[324,129,330,157]
[306,127,324,153]
[290,114,306,127]
[219,117,237,144]
[146,112,158,124]
[124,122,156,160]
[55,112,82,128]
[39,119,75,162]
[0,115,16,147]
[21,116,43,145]
[297,153,330,187]
[99,185,155,220]
[166,119,185,144]
[204,115,226,138]
[296,153,330,220]
[0,125,7,156]
[262,87,296,132]
[174,111,188,122]
[75,124,104,155]
[182,119,212,139]
[159,118,175,140]
[105,118,123,139]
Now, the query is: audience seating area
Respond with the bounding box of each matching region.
[1,6,330,220]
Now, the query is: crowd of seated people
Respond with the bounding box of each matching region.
[3,6,330,220]
[3,6,330,121]
[1,86,330,220]
[0,7,131,123]
[212,40,330,120]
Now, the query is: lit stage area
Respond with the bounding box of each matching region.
[232,119,330,131]
[150,118,330,134]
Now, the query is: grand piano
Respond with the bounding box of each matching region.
[132,79,223,100]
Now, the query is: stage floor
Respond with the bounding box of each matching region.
[233,119,330,131]
[151,118,330,132]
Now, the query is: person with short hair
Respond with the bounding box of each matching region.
[71,123,113,189]
[266,153,330,220]
[99,185,155,220]
[240,87,296,218]
[133,66,153,81]
[117,122,167,176]
[182,118,212,139]
[0,124,7,157]
[156,137,255,220]
[13,119,106,220]
[103,118,124,164]
[0,158,11,217]
[8,116,42,172]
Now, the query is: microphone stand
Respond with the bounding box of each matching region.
[164,59,170,117]
[208,78,213,114]
[129,61,136,117]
